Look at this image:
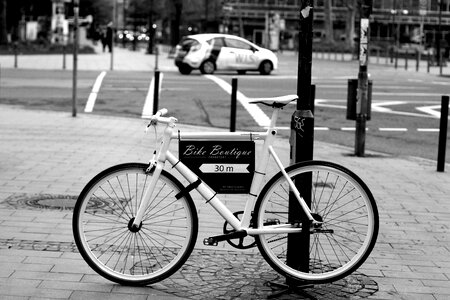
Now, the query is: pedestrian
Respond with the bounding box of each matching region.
[100,27,107,52]
[106,22,113,53]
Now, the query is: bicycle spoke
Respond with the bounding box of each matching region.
[255,162,378,283]
[73,164,197,285]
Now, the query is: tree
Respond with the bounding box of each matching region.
[0,0,7,45]
[169,0,182,46]
[346,0,358,50]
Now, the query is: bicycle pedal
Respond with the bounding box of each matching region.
[203,237,218,246]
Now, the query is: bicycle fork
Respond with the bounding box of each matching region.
[131,124,173,230]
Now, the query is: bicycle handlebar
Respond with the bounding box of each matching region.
[155,108,168,117]
[147,108,176,127]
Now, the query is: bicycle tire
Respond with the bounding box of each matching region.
[254,160,378,284]
[73,163,198,286]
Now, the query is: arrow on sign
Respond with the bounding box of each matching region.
[199,164,250,174]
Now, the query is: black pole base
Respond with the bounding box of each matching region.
[266,280,316,299]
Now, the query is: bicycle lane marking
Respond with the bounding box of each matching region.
[84,71,107,113]
[204,75,271,127]
[142,72,164,118]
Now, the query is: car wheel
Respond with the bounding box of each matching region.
[200,60,215,74]
[178,64,192,75]
[259,60,273,75]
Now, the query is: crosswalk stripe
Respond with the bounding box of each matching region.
[84,71,107,113]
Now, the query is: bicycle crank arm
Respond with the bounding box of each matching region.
[203,230,247,246]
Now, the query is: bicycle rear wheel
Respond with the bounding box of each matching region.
[254,161,378,284]
[73,163,198,286]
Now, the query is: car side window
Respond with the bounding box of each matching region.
[224,38,252,51]
[212,37,225,48]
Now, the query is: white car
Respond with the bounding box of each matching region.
[174,33,278,75]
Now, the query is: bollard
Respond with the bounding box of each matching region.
[14,43,18,68]
[405,52,408,70]
[394,50,398,69]
[416,50,420,72]
[152,70,160,115]
[437,95,449,172]
[230,78,237,132]
[63,45,66,70]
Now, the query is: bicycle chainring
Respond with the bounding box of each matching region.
[223,211,256,249]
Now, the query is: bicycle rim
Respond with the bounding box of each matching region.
[73,163,198,285]
[254,161,378,283]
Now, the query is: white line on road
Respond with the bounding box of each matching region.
[204,75,271,127]
[142,72,164,118]
[417,128,439,132]
[379,128,408,132]
[278,127,439,132]
[84,71,107,113]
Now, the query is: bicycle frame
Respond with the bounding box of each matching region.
[132,108,316,235]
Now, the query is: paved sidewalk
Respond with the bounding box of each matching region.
[0,44,177,72]
[0,46,450,299]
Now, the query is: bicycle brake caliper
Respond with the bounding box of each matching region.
[145,160,157,174]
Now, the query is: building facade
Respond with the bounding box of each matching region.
[219,0,450,51]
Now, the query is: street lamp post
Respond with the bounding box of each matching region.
[437,0,443,72]
[72,0,79,117]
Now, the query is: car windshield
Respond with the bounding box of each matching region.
[179,38,200,51]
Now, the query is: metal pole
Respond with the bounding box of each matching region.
[63,44,66,70]
[72,0,79,118]
[437,95,449,172]
[14,42,18,68]
[230,78,237,132]
[355,0,372,157]
[416,50,420,72]
[287,0,314,286]
[110,0,116,71]
[155,44,159,71]
[405,52,408,70]
[152,70,160,115]
[437,0,442,69]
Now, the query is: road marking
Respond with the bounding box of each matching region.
[371,101,406,112]
[379,128,407,132]
[204,75,271,127]
[416,104,444,118]
[277,127,439,132]
[417,128,439,132]
[316,99,441,118]
[84,71,107,113]
[142,72,164,118]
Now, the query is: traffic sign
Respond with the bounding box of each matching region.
[179,141,255,194]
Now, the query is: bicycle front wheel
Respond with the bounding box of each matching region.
[254,161,378,284]
[73,163,198,286]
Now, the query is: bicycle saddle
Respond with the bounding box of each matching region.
[248,94,298,108]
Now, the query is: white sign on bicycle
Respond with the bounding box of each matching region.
[199,163,250,173]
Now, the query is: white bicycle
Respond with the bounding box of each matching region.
[72,95,379,286]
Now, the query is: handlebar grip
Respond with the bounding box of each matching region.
[156,108,168,117]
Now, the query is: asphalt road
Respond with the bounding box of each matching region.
[0,58,448,163]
